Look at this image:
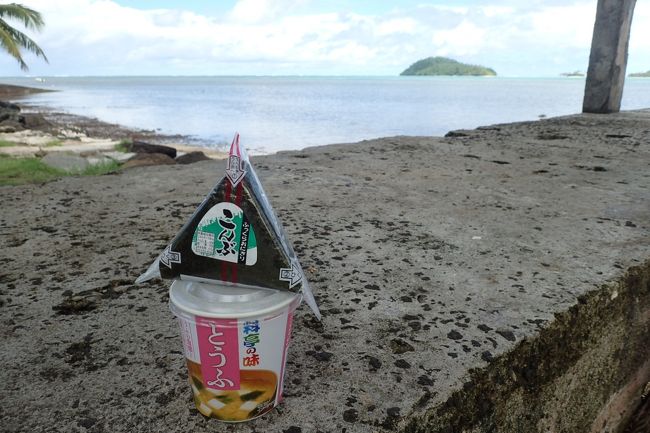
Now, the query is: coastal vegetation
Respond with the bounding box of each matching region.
[0,139,17,147]
[0,3,48,71]
[560,71,585,77]
[45,139,63,147]
[0,154,121,186]
[114,139,132,153]
[629,70,650,77]
[400,56,496,76]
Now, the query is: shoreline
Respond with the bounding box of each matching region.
[11,102,228,158]
[0,89,228,185]
[0,83,54,99]
[18,102,228,157]
[1,82,649,175]
[2,78,650,156]
[0,83,227,161]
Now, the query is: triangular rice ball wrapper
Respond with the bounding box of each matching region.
[136,134,320,318]
[160,175,293,289]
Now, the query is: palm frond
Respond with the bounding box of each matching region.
[0,3,45,30]
[0,24,27,70]
[0,4,47,71]
[0,20,47,61]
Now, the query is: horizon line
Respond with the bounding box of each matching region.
[0,74,594,79]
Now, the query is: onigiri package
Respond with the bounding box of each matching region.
[136,134,320,318]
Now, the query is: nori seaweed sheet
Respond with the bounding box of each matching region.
[158,167,297,292]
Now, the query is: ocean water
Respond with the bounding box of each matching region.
[2,76,650,153]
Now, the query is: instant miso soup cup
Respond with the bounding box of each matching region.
[169,279,301,422]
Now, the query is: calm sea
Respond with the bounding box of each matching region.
[2,76,649,153]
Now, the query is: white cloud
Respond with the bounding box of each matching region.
[1,0,649,76]
[528,3,596,48]
[630,0,650,50]
[229,0,306,24]
[481,6,515,18]
[375,17,418,36]
[418,4,469,15]
[432,20,487,56]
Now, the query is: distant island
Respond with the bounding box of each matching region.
[560,71,585,77]
[629,70,650,77]
[400,56,496,76]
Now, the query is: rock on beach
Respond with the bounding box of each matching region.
[122,152,176,169]
[125,140,177,158]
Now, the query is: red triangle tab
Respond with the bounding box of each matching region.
[229,133,241,158]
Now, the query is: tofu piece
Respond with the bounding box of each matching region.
[197,402,212,416]
[207,398,226,410]
[240,401,258,412]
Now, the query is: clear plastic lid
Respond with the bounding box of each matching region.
[169,279,301,320]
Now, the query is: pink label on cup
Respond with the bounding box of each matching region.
[196,316,240,390]
[278,310,294,402]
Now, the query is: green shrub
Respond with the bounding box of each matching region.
[0,155,65,185]
[0,139,19,147]
[114,139,132,153]
[0,155,122,186]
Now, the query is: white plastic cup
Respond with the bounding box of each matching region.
[169,279,301,422]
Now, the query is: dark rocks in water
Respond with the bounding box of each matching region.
[176,151,210,164]
[23,113,53,130]
[126,140,177,158]
[0,123,20,133]
[122,152,176,169]
[0,100,20,111]
[0,100,51,132]
[0,99,25,129]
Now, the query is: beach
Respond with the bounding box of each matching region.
[1,94,649,432]
[0,84,226,166]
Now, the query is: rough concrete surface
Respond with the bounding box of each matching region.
[1,111,649,433]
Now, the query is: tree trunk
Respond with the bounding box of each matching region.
[583,0,636,114]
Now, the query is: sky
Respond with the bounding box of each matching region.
[1,0,649,77]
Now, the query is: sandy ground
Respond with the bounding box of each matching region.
[1,109,649,433]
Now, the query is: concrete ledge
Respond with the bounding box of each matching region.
[1,110,649,432]
[403,262,650,432]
